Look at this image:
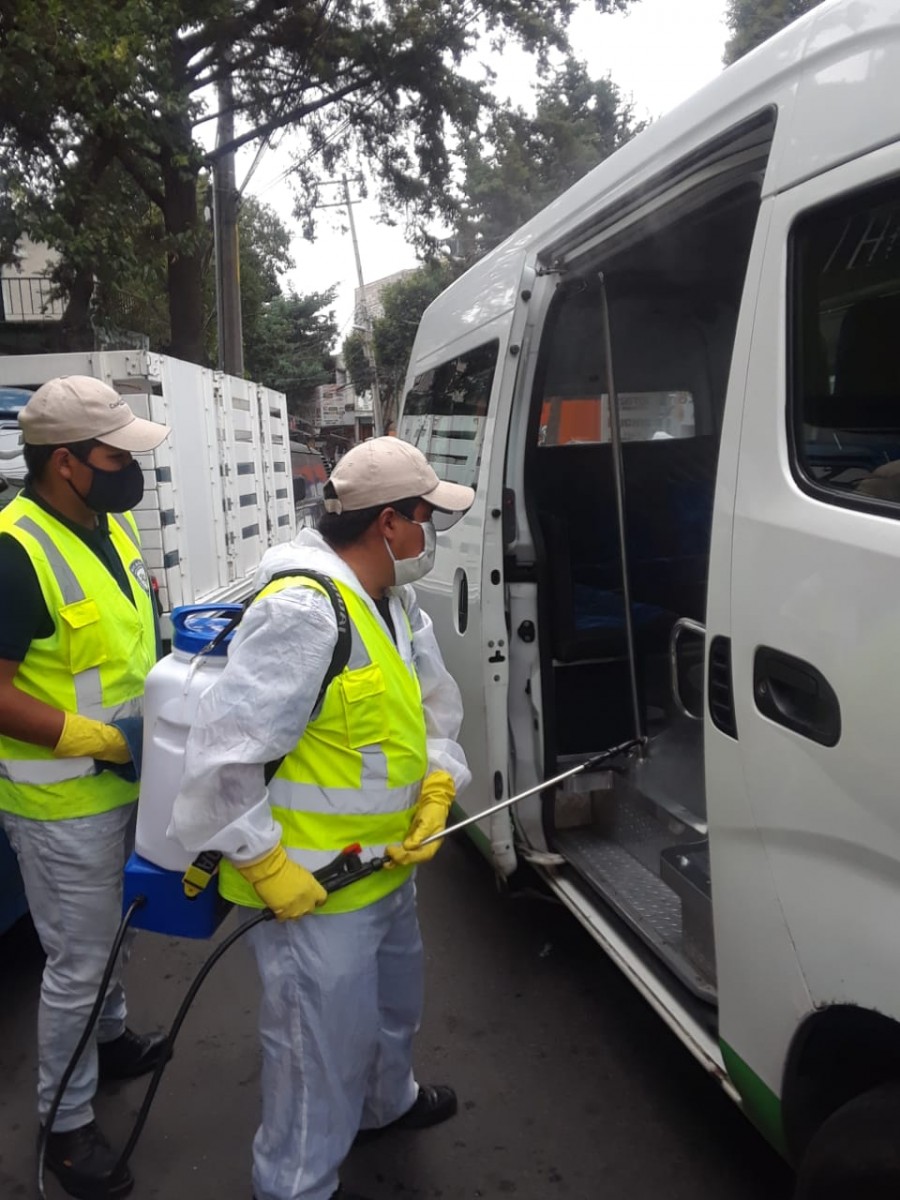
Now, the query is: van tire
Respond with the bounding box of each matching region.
[793,1082,900,1200]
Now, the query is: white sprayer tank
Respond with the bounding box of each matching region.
[135,604,242,871]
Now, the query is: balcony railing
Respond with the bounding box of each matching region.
[1,275,64,322]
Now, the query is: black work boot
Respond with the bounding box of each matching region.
[355,1083,458,1144]
[42,1120,133,1199]
[98,1028,168,1081]
[393,1084,457,1130]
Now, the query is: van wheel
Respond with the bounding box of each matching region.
[793,1082,900,1200]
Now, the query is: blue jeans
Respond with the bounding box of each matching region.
[1,804,136,1131]
[246,879,423,1200]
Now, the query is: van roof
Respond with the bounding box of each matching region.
[414,0,900,356]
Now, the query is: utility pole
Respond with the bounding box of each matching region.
[316,175,384,437]
[213,68,244,376]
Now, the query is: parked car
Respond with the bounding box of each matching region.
[290,440,328,530]
[0,386,30,512]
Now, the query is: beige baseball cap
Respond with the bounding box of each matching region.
[324,436,475,515]
[18,375,170,452]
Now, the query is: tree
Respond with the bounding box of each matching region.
[86,193,336,414]
[342,330,372,398]
[723,0,823,65]
[245,290,338,422]
[377,261,463,421]
[340,57,639,420]
[342,260,460,428]
[457,57,642,258]
[0,0,636,364]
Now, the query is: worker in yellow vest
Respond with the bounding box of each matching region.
[171,437,475,1200]
[0,377,170,1200]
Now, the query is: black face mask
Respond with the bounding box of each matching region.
[68,459,145,513]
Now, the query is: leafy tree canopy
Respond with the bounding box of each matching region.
[0,0,635,363]
[342,55,641,421]
[245,289,338,419]
[458,56,642,257]
[342,258,461,428]
[86,193,337,412]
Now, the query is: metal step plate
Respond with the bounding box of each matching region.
[554,828,717,1003]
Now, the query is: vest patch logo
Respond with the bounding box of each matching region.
[130,558,150,593]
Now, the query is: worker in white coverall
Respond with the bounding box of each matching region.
[170,437,474,1200]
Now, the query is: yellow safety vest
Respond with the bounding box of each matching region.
[218,576,429,915]
[0,495,156,820]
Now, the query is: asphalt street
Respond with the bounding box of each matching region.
[0,837,792,1200]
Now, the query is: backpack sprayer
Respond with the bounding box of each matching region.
[37,737,638,1199]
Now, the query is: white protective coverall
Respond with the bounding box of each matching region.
[170,528,470,1200]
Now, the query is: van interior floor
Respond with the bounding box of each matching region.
[552,755,717,1005]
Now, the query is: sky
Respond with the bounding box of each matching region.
[239,0,729,344]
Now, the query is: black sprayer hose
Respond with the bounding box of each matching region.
[37,899,273,1198]
[37,895,147,1200]
[112,909,272,1176]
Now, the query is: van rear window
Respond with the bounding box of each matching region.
[398,340,498,489]
[792,179,900,511]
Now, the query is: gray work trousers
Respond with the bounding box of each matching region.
[1,804,136,1131]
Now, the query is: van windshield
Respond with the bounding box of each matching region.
[398,339,499,488]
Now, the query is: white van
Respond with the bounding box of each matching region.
[398,2,900,1191]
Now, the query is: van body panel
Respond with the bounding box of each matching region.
[403,241,521,370]
[786,2,900,189]
[728,142,900,1052]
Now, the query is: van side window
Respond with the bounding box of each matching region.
[792,181,900,509]
[398,340,499,488]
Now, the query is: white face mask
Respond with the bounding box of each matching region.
[386,517,436,585]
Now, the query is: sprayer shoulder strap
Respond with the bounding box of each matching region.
[261,569,351,707]
[259,570,352,785]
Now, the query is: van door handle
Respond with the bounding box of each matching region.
[753,647,841,747]
[454,568,469,635]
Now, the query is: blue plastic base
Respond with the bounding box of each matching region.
[123,852,232,939]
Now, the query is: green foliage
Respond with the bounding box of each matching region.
[372,260,463,412]
[458,57,643,257]
[87,192,335,411]
[341,57,638,416]
[342,330,372,395]
[0,0,638,361]
[341,259,464,427]
[244,289,338,416]
[723,0,823,65]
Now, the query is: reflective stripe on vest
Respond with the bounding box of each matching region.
[218,576,428,915]
[0,497,155,818]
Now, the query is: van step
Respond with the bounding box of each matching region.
[659,842,716,984]
[554,828,717,1003]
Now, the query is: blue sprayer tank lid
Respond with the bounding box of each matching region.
[171,604,244,657]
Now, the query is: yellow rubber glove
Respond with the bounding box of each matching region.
[386,770,456,866]
[234,843,328,921]
[54,713,131,764]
